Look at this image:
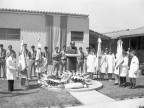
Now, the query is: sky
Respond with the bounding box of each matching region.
[0,0,144,33]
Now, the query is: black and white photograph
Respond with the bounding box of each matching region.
[0,0,144,108]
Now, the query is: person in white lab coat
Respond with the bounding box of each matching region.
[87,49,97,79]
[128,50,139,89]
[6,51,17,92]
[107,50,115,81]
[119,51,128,87]
[100,50,107,80]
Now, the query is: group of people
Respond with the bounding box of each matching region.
[0,40,140,92]
[98,48,139,89]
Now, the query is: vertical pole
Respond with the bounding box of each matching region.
[129,38,131,49]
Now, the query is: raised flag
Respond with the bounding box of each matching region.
[18,36,27,72]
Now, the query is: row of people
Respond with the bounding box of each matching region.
[0,42,90,79]
[98,49,139,89]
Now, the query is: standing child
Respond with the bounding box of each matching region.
[128,50,139,89]
[6,52,17,92]
[100,50,107,80]
[77,47,84,76]
[41,52,48,74]
[107,50,115,81]
[119,51,128,87]
[87,49,97,79]
[35,48,42,81]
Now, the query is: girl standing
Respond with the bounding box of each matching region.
[100,50,107,80]
[6,52,17,92]
[107,51,115,81]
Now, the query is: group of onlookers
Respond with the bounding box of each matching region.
[0,41,140,92]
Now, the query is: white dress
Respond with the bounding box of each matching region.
[100,54,107,73]
[114,58,119,75]
[87,54,97,73]
[6,56,17,80]
[129,56,139,78]
[107,54,114,73]
[120,56,128,77]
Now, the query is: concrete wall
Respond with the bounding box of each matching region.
[0,12,89,56]
[0,12,46,58]
[67,16,89,52]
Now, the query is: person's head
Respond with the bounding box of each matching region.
[122,51,127,57]
[63,46,66,51]
[130,50,136,57]
[0,44,3,49]
[79,47,82,52]
[10,51,15,58]
[41,52,45,57]
[101,50,104,54]
[44,46,48,51]
[8,45,12,51]
[24,44,27,49]
[90,48,94,54]
[70,41,75,47]
[55,47,58,52]
[86,47,89,52]
[31,45,35,50]
[105,48,108,54]
[109,50,112,55]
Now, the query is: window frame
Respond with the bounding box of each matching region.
[71,31,84,42]
[0,28,20,40]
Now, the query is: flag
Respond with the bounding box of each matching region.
[35,36,42,66]
[96,38,102,73]
[116,39,123,68]
[18,36,27,72]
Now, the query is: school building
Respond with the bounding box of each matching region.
[0,8,89,60]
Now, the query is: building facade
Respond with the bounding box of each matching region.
[0,9,89,61]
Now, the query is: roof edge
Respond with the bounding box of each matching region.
[0,8,89,17]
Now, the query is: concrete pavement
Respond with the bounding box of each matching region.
[67,90,144,108]
[67,98,144,108]
[70,90,115,105]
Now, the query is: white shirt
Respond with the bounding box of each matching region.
[6,56,17,80]
[87,54,97,73]
[120,56,128,77]
[129,56,139,78]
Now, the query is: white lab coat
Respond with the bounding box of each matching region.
[129,56,139,78]
[87,54,97,73]
[6,56,17,80]
[100,54,107,73]
[120,56,128,77]
[107,54,114,73]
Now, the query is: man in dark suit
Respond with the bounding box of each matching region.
[67,41,78,54]
[66,41,78,72]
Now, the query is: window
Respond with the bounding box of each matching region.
[0,28,20,40]
[71,31,84,42]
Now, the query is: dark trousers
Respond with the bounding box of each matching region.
[129,78,136,87]
[120,77,126,86]
[8,80,14,91]
[30,60,36,78]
